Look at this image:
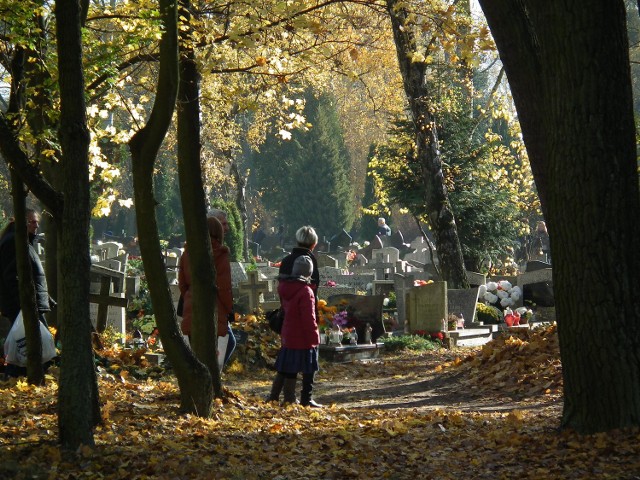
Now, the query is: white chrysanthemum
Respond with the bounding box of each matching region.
[500,297,514,307]
[484,292,498,304]
[509,286,522,297]
[478,285,487,297]
[383,298,390,307]
[486,282,498,292]
[498,280,512,290]
[510,290,521,301]
[497,290,509,299]
[515,307,528,315]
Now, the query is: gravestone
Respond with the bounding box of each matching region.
[393,273,415,332]
[326,294,386,343]
[316,253,339,269]
[317,285,357,301]
[90,260,128,336]
[390,230,412,257]
[406,281,447,333]
[466,271,487,288]
[333,273,374,292]
[518,268,554,307]
[318,266,344,283]
[238,270,270,311]
[329,229,352,252]
[358,236,384,261]
[447,287,480,328]
[525,260,552,272]
[230,262,248,287]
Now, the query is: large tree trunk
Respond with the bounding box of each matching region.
[130,0,215,415]
[479,0,640,433]
[386,0,468,288]
[55,0,100,449]
[177,0,223,397]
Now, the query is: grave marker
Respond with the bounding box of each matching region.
[447,287,480,328]
[406,281,447,333]
[326,294,386,343]
[238,270,270,310]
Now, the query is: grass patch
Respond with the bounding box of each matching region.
[382,335,441,352]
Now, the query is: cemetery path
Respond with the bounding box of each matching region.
[224,347,563,414]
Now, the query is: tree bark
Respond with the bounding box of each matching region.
[386,0,468,288]
[177,0,223,397]
[479,0,640,433]
[129,0,215,415]
[55,0,100,449]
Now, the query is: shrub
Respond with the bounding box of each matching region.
[475,302,502,324]
[382,335,440,352]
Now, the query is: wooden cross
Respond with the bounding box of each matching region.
[238,270,270,311]
[90,265,128,332]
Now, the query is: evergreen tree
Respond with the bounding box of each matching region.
[210,198,244,261]
[250,89,354,241]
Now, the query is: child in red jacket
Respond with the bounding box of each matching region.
[268,255,322,407]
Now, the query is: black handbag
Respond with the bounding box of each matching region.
[266,308,284,334]
[176,294,184,317]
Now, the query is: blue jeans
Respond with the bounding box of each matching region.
[223,322,236,367]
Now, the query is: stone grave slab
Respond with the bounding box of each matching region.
[238,270,270,311]
[318,343,384,362]
[230,262,248,287]
[393,273,414,333]
[466,271,486,288]
[525,260,552,272]
[316,253,339,269]
[447,287,480,328]
[317,286,357,301]
[407,281,447,334]
[518,268,554,307]
[325,294,386,343]
[329,229,352,252]
[318,266,344,283]
[358,236,384,261]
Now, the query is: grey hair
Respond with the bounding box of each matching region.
[207,208,227,220]
[295,226,318,248]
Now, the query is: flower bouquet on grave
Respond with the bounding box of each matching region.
[478,281,522,316]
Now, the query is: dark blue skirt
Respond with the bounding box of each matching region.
[275,347,319,375]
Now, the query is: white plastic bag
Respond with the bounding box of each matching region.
[217,334,229,372]
[3,311,56,367]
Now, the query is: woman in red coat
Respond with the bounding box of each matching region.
[269,255,322,407]
[178,216,233,370]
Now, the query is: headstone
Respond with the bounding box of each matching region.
[393,273,415,332]
[318,266,344,284]
[238,270,270,311]
[333,273,374,292]
[316,253,339,269]
[406,281,447,334]
[317,285,357,301]
[390,230,412,257]
[447,287,480,328]
[525,260,552,272]
[517,268,554,307]
[230,262,248,287]
[466,271,487,288]
[329,229,352,252]
[99,241,123,259]
[358,236,384,261]
[325,294,386,343]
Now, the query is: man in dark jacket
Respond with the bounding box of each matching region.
[0,209,52,324]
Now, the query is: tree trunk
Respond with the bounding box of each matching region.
[177,0,223,397]
[10,172,45,385]
[479,0,640,433]
[230,161,250,261]
[129,0,215,415]
[55,0,100,449]
[386,0,468,289]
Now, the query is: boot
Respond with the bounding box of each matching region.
[266,373,285,402]
[300,373,323,408]
[283,377,298,404]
